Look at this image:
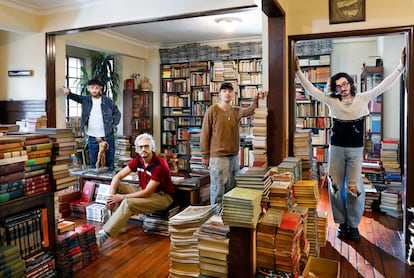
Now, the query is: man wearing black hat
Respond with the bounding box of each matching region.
[64,79,121,171]
[200,82,265,210]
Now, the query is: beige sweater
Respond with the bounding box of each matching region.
[200,100,257,159]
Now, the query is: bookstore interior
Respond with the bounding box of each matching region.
[0,27,410,277]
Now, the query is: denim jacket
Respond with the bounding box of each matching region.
[67,93,121,137]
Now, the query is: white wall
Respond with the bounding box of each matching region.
[0,31,45,100]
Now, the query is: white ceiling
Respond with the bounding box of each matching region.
[3,0,263,46]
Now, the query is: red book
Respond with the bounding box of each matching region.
[81,181,96,202]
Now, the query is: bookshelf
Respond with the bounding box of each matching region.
[160,56,263,175]
[0,192,56,257]
[295,54,331,166]
[361,65,384,159]
[123,89,153,155]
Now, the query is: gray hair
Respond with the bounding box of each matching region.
[134,133,156,152]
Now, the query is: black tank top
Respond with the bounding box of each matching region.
[330,117,365,147]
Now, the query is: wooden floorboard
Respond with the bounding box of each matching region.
[71,187,414,277]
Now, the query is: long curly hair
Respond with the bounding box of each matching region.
[329,72,357,101]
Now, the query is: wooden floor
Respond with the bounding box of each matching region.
[72,187,414,278]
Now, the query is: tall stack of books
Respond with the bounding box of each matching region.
[35,128,78,191]
[0,136,27,203]
[114,135,132,168]
[293,129,313,179]
[222,187,263,228]
[194,214,230,278]
[252,104,268,167]
[168,204,217,278]
[316,210,328,247]
[381,138,401,190]
[55,231,84,277]
[74,224,99,267]
[234,166,272,204]
[0,245,26,277]
[189,128,209,177]
[256,207,284,271]
[379,188,403,218]
[293,179,319,257]
[274,211,303,274]
[290,206,310,271]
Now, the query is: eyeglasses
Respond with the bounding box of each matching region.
[335,81,350,91]
[136,144,150,150]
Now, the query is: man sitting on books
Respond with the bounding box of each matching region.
[95,133,175,248]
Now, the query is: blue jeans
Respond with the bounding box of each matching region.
[209,155,240,207]
[328,145,365,228]
[88,136,115,171]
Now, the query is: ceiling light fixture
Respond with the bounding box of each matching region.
[215,17,242,33]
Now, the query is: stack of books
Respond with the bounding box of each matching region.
[275,159,300,183]
[293,129,313,179]
[274,211,303,274]
[252,105,268,168]
[256,207,284,271]
[143,204,180,236]
[55,231,84,276]
[0,136,27,202]
[55,188,81,219]
[282,157,302,181]
[189,128,209,177]
[35,128,78,191]
[381,138,401,190]
[363,175,380,212]
[0,245,26,278]
[222,187,263,228]
[379,188,403,218]
[362,159,384,188]
[86,183,110,223]
[293,179,319,257]
[234,166,272,204]
[114,135,132,168]
[267,171,294,211]
[75,224,99,267]
[316,210,328,247]
[168,204,217,278]
[290,206,310,271]
[194,214,230,278]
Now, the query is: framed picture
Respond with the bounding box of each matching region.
[329,0,365,24]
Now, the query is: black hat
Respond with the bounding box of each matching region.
[87,79,103,86]
[220,82,234,91]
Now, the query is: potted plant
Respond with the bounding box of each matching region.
[77,52,120,101]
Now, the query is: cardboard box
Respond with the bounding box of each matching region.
[302,256,340,278]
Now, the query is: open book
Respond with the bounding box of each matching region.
[95,183,111,205]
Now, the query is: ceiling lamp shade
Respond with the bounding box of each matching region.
[215,17,242,32]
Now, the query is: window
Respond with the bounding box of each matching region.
[65,56,84,117]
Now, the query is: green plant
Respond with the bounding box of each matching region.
[77,52,120,101]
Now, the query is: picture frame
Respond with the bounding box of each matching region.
[329,0,366,24]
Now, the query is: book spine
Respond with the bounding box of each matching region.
[25,143,53,152]
[0,150,27,159]
[0,179,25,193]
[0,189,24,203]
[0,162,25,176]
[26,157,51,166]
[0,172,25,184]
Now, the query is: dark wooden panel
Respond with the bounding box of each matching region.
[0,100,46,124]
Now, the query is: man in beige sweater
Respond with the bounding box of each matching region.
[200,82,265,210]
